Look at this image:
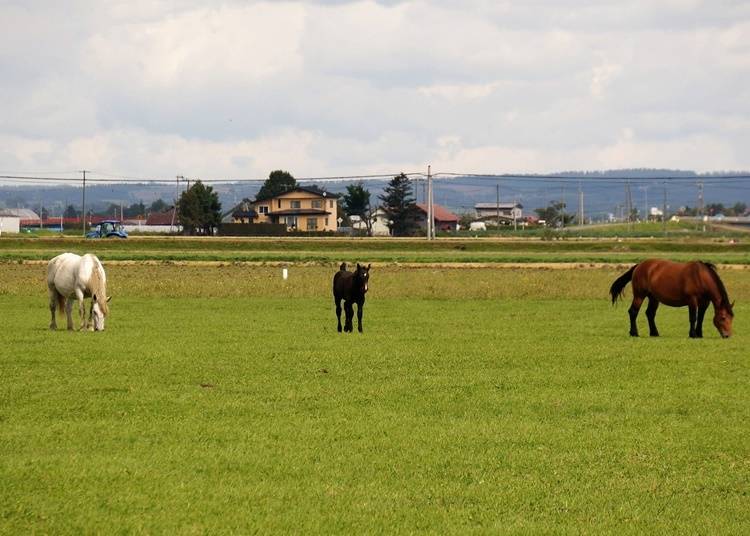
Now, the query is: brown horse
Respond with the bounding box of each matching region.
[333,262,371,333]
[610,259,734,338]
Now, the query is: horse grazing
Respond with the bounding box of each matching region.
[333,262,371,333]
[610,259,734,338]
[47,253,111,331]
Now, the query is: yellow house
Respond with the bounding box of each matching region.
[250,187,339,232]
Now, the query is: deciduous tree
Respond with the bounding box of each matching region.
[177,181,222,235]
[343,182,374,235]
[256,170,296,200]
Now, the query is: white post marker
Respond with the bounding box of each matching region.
[282,268,288,280]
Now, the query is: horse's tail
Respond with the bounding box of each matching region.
[339,262,347,271]
[55,291,65,313]
[610,264,637,304]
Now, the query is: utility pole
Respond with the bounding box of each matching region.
[625,180,633,232]
[427,166,434,240]
[662,182,667,235]
[638,185,649,222]
[496,183,500,231]
[80,170,88,237]
[430,167,435,239]
[171,175,184,233]
[560,184,565,230]
[698,181,705,232]
[577,181,584,226]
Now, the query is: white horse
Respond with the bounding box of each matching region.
[47,253,110,331]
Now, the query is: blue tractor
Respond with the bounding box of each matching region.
[86,220,128,239]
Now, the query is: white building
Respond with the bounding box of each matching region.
[0,216,21,234]
[350,208,391,236]
[474,202,523,222]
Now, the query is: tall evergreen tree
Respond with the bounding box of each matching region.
[256,170,296,200]
[177,180,222,235]
[379,173,418,236]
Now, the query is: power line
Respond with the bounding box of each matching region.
[0,172,426,184]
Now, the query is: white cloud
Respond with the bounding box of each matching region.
[83,3,306,90]
[590,61,623,100]
[1,0,749,177]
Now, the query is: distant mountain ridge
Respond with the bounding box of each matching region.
[1,169,747,221]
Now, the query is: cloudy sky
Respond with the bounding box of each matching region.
[1,0,749,179]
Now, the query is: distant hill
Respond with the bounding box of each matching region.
[1,169,747,221]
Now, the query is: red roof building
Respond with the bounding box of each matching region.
[145,208,177,226]
[415,203,459,231]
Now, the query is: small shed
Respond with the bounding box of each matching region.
[0,216,21,234]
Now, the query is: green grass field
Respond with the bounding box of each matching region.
[1,262,749,533]
[2,233,750,265]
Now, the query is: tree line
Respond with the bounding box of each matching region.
[172,170,423,236]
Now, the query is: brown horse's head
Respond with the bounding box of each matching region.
[713,301,734,338]
[355,263,371,294]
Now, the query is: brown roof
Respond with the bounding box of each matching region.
[255,186,339,203]
[415,203,459,222]
[145,208,176,225]
[270,208,331,216]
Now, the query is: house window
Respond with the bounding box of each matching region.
[291,200,301,209]
[307,218,318,231]
[277,199,281,208]
[312,199,323,209]
[258,206,268,214]
[286,216,297,228]
[325,218,329,227]
[329,200,333,208]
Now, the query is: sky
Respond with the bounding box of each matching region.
[1,0,749,180]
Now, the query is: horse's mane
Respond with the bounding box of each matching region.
[88,259,109,315]
[701,262,733,315]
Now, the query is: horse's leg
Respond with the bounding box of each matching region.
[628,295,644,337]
[688,302,698,338]
[335,297,343,333]
[645,297,660,337]
[356,300,364,333]
[696,300,709,338]
[75,289,86,330]
[65,299,74,331]
[344,301,354,332]
[48,290,57,330]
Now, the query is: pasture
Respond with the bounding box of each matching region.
[1,261,749,533]
[2,234,750,265]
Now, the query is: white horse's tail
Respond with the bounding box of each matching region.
[55,290,65,313]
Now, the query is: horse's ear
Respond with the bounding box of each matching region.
[107,296,112,303]
[367,263,371,269]
[356,263,361,270]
